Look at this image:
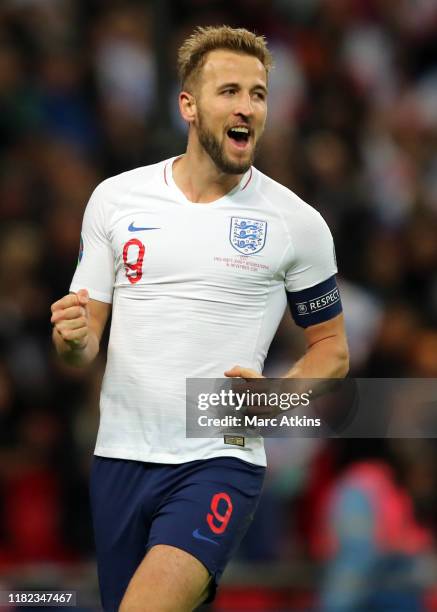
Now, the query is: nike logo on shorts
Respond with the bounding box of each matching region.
[128,222,160,232]
[192,528,219,546]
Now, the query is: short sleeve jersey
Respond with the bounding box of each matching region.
[70,158,338,467]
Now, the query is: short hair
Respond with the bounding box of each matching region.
[177,25,273,91]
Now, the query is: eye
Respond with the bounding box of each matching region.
[253,91,266,101]
[222,88,236,96]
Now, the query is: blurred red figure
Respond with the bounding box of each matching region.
[311,444,433,611]
[0,410,73,566]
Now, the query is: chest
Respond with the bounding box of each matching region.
[109,199,289,290]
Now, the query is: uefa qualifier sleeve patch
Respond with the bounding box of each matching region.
[287,275,342,328]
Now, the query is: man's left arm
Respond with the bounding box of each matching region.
[284,313,349,379]
[225,312,349,381]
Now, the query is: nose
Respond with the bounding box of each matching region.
[233,93,254,119]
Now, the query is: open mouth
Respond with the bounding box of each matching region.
[227,126,250,148]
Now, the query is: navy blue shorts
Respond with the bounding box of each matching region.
[90,455,265,611]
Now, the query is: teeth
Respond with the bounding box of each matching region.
[230,127,249,134]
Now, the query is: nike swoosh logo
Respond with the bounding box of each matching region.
[192,529,219,546]
[128,222,160,232]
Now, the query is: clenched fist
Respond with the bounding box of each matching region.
[51,289,90,349]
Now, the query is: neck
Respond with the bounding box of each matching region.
[172,136,245,203]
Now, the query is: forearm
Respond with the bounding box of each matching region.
[285,337,349,379]
[52,328,100,367]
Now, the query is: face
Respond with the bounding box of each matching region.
[190,49,268,174]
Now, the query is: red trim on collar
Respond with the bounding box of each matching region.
[241,167,253,191]
[164,161,252,192]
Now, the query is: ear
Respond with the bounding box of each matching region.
[179,91,197,124]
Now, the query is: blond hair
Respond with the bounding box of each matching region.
[177,25,273,91]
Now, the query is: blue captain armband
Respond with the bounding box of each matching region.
[287,275,342,328]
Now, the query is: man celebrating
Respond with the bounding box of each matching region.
[51,26,348,612]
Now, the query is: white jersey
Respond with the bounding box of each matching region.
[70,157,337,467]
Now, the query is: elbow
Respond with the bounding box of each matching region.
[336,344,350,378]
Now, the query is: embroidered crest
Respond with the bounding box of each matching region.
[229,217,267,255]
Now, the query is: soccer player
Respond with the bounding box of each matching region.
[51,26,349,612]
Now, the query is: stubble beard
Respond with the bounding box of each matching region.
[197,111,256,175]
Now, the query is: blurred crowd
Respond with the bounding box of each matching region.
[0,0,437,609]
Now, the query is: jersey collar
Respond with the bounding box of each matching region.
[163,157,253,205]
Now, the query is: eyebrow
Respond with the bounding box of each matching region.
[218,82,268,95]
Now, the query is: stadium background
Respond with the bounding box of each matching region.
[0,0,437,610]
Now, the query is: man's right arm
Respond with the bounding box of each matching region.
[51,288,111,367]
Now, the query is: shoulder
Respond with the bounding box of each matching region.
[253,167,329,232]
[92,159,168,201]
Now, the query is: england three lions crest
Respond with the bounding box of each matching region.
[230,217,267,255]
